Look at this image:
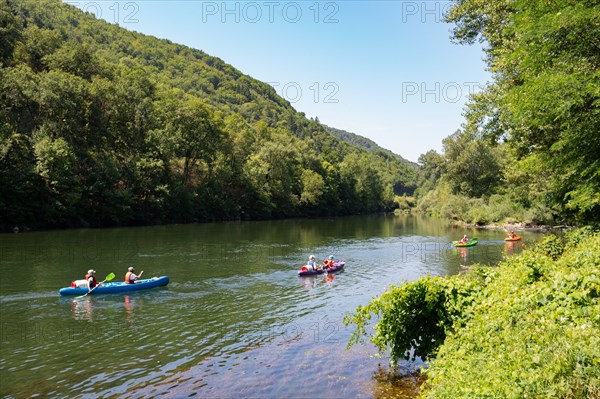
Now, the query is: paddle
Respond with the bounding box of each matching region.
[75,272,115,299]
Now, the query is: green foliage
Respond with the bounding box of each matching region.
[300,168,324,207]
[394,195,415,211]
[532,234,566,261]
[33,132,80,223]
[425,232,600,398]
[0,131,40,225]
[344,271,487,363]
[445,0,600,223]
[0,0,21,65]
[418,182,556,226]
[442,130,505,198]
[324,124,418,196]
[415,150,445,198]
[0,0,413,229]
[346,230,600,398]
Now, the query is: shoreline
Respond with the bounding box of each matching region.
[462,221,574,232]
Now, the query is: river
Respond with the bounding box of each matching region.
[0,214,543,398]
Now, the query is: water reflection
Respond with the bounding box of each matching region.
[70,297,94,321]
[298,273,338,290]
[458,247,467,262]
[124,295,143,322]
[504,240,522,257]
[325,273,336,286]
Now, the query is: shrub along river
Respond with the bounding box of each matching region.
[0,214,545,398]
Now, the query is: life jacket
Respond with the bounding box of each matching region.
[324,259,334,268]
[125,271,135,284]
[85,274,97,288]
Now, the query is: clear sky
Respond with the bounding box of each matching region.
[69,1,490,162]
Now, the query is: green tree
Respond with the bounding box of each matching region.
[300,168,325,206]
[155,94,224,186]
[33,131,81,224]
[446,0,600,222]
[0,64,40,133]
[0,131,40,226]
[416,149,446,196]
[13,25,61,72]
[244,129,303,215]
[0,0,21,65]
[44,42,102,80]
[341,153,385,212]
[442,130,504,198]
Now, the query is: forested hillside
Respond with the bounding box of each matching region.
[0,0,415,230]
[415,0,600,226]
[323,124,417,195]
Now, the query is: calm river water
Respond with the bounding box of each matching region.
[0,214,543,398]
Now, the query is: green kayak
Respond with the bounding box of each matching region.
[453,238,478,247]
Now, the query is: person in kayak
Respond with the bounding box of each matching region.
[125,267,143,284]
[507,231,517,239]
[458,235,468,244]
[85,269,99,292]
[323,255,335,269]
[306,255,318,271]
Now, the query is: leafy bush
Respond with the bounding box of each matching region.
[395,195,416,210]
[533,234,566,261]
[344,267,492,362]
[465,197,488,225]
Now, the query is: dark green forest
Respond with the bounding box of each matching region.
[323,124,417,196]
[415,0,600,226]
[0,0,416,230]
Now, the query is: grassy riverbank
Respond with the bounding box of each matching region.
[346,227,600,398]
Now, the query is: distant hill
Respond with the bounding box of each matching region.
[0,0,417,229]
[323,125,417,168]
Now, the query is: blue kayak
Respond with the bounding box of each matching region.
[59,276,170,296]
[298,262,345,276]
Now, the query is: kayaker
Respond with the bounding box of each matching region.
[323,255,335,269]
[508,231,516,239]
[125,267,143,284]
[459,235,468,244]
[85,269,99,292]
[307,255,318,271]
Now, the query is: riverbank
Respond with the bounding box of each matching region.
[461,221,573,232]
[345,227,600,398]
[409,208,573,232]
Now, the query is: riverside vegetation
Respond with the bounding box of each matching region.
[345,227,600,398]
[346,1,600,396]
[0,0,416,230]
[414,0,600,227]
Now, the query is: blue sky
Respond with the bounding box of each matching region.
[69,1,490,162]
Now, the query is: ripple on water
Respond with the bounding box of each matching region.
[2,215,540,398]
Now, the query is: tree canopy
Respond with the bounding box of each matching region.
[416,0,600,225]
